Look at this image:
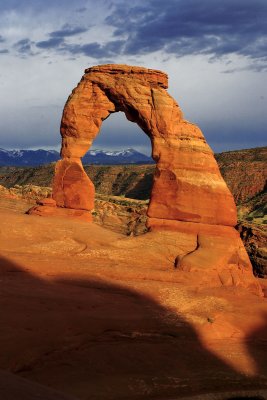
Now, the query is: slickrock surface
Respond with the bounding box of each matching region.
[3,182,266,279]
[0,184,148,235]
[1,196,267,399]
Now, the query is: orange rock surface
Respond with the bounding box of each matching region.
[148,218,261,295]
[52,158,95,211]
[1,197,267,399]
[53,64,236,226]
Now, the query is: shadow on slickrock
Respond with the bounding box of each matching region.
[0,255,267,400]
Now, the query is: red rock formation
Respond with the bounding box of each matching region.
[52,64,236,226]
[52,159,94,211]
[28,64,260,294]
[148,218,261,295]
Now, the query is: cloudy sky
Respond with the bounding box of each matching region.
[0,0,266,155]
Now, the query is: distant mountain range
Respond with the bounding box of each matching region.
[0,148,153,166]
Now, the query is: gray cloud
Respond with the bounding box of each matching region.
[49,25,88,38]
[0,35,5,43]
[0,49,8,54]
[36,37,64,49]
[62,40,124,58]
[222,64,267,74]
[34,24,89,54]
[14,38,33,55]
[5,0,266,67]
[105,0,267,63]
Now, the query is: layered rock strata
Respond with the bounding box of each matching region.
[28,64,261,294]
[51,64,236,225]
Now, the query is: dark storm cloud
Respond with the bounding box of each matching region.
[35,24,88,52]
[105,0,267,62]
[67,42,104,58]
[14,38,33,55]
[63,40,124,58]
[49,25,88,38]
[5,0,266,66]
[3,0,266,63]
[36,37,64,49]
[0,49,8,54]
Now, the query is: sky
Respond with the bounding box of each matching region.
[0,0,266,155]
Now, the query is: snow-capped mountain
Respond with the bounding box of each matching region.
[0,148,60,166]
[0,148,153,166]
[82,148,153,164]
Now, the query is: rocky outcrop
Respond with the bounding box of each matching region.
[49,64,236,226]
[28,64,261,294]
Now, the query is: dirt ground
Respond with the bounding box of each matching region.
[0,197,267,400]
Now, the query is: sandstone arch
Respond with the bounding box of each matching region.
[53,64,236,226]
[28,64,262,295]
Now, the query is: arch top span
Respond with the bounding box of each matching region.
[84,64,169,89]
[60,64,177,161]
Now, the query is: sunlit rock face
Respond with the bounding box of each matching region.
[54,64,236,226]
[28,64,261,295]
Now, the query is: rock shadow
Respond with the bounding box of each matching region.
[0,255,267,400]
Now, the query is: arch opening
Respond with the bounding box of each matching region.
[83,111,153,162]
[80,111,154,234]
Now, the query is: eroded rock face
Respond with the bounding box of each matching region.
[52,159,94,211]
[29,64,261,294]
[53,64,236,226]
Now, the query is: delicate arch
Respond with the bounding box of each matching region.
[53,64,236,226]
[27,64,262,295]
